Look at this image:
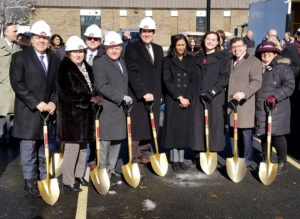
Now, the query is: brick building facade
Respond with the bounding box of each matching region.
[28,1,251,46]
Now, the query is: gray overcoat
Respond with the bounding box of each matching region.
[93,54,128,140]
[227,53,263,128]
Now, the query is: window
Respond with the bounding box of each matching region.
[196,10,206,32]
[80,10,101,38]
[145,10,153,17]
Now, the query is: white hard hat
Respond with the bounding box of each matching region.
[139,17,156,30]
[297,27,300,33]
[84,24,102,38]
[104,31,123,46]
[65,36,87,51]
[30,20,51,37]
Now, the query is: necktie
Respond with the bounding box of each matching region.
[146,45,154,65]
[116,60,123,74]
[40,55,47,75]
[88,54,93,66]
[234,58,239,67]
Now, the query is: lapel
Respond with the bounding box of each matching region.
[104,54,124,77]
[138,40,154,66]
[30,47,48,78]
[172,56,188,71]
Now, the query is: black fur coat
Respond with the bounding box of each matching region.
[56,57,96,143]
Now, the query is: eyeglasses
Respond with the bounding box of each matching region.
[231,44,245,50]
[87,37,100,41]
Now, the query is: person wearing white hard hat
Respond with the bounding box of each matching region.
[125,17,163,164]
[56,35,102,192]
[84,24,105,66]
[93,31,130,178]
[0,23,21,144]
[9,20,60,197]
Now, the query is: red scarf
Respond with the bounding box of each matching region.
[293,40,300,56]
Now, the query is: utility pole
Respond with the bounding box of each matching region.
[285,0,291,32]
[206,0,211,32]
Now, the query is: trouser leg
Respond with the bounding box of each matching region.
[108,140,121,172]
[62,143,79,185]
[139,139,152,158]
[242,128,253,167]
[170,148,179,162]
[20,140,39,179]
[0,116,6,138]
[75,149,87,178]
[132,140,142,161]
[100,140,110,169]
[272,135,287,162]
[179,149,185,162]
[88,142,96,165]
[260,135,267,160]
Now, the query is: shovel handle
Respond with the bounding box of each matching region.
[267,115,272,163]
[123,102,133,116]
[40,112,50,179]
[92,104,103,119]
[95,119,101,168]
[233,112,238,158]
[204,109,210,152]
[127,116,133,163]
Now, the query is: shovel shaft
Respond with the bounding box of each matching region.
[233,112,238,158]
[43,125,50,180]
[204,109,210,152]
[150,112,159,154]
[267,115,272,163]
[95,120,101,168]
[127,116,133,163]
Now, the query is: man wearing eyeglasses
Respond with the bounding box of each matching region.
[227,37,262,169]
[84,24,105,66]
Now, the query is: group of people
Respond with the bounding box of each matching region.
[1,17,299,198]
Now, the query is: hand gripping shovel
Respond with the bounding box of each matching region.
[226,100,246,183]
[200,95,217,175]
[38,113,60,205]
[90,105,110,195]
[146,102,168,177]
[49,142,63,177]
[259,103,278,185]
[122,103,141,188]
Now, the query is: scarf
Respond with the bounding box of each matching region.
[293,40,300,56]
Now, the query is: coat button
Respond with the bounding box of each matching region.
[183,84,187,87]
[177,78,181,82]
[177,84,181,88]
[183,73,187,77]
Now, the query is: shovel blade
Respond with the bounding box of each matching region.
[50,153,63,177]
[150,153,168,177]
[259,161,278,185]
[200,152,217,175]
[90,168,110,195]
[226,157,247,183]
[122,163,140,188]
[38,178,60,205]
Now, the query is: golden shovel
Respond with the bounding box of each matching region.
[38,113,60,205]
[259,104,278,185]
[90,105,110,195]
[122,103,140,188]
[199,95,217,175]
[49,142,63,177]
[226,100,246,183]
[147,102,168,177]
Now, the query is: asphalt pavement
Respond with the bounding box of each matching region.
[1,137,300,219]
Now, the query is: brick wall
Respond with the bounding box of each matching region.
[29,7,248,47]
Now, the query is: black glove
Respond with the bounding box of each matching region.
[200,93,211,104]
[228,99,239,110]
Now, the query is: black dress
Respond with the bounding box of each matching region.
[162,55,196,148]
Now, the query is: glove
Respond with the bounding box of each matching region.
[123,95,133,105]
[228,99,239,110]
[266,96,276,107]
[200,93,212,104]
[91,96,102,105]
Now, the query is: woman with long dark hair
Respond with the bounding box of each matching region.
[51,34,66,60]
[191,31,230,157]
[162,34,196,171]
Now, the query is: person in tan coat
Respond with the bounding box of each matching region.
[227,37,262,168]
[0,23,21,143]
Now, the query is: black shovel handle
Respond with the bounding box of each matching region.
[92,104,103,119]
[229,99,239,113]
[123,102,133,116]
[264,101,274,116]
[40,112,50,125]
[145,101,154,112]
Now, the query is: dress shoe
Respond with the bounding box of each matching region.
[277,161,287,175]
[75,177,90,186]
[64,184,82,192]
[179,162,189,170]
[24,178,41,198]
[171,162,181,171]
[110,171,121,179]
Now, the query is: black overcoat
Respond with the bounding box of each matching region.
[56,57,96,143]
[256,56,295,136]
[9,47,60,140]
[125,39,163,140]
[162,55,197,148]
[191,51,230,152]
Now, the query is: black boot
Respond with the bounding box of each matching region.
[75,177,90,186]
[24,178,41,198]
[277,160,287,175]
[64,184,82,192]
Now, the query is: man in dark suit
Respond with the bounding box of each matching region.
[9,20,60,197]
[125,17,163,164]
